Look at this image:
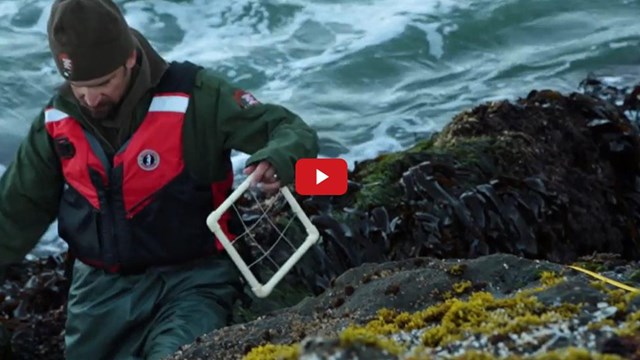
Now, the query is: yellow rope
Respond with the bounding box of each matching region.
[567,265,640,293]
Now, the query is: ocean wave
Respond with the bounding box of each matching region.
[1,0,640,257]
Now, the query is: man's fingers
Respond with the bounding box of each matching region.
[243,164,256,175]
[263,167,277,181]
[245,161,279,189]
[250,162,269,186]
[261,181,281,193]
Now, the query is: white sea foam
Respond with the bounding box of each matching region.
[125,0,466,66]
[120,0,467,168]
[2,0,640,257]
[1,0,466,158]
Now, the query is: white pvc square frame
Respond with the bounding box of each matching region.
[206,173,320,298]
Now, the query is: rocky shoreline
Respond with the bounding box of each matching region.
[2,76,640,359]
[170,253,640,360]
[0,255,68,359]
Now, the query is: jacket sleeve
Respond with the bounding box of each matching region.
[192,70,319,185]
[0,111,63,266]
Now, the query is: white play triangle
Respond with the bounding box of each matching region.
[316,169,328,185]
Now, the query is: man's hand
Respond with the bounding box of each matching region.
[243,161,281,193]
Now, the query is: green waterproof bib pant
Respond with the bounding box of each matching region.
[65,254,241,360]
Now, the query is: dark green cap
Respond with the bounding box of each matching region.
[47,0,135,81]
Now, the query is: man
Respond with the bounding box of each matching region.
[0,0,318,359]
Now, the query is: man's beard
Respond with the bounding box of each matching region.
[83,101,117,119]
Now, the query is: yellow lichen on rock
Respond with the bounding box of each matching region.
[338,326,405,355]
[589,280,608,292]
[539,271,564,287]
[419,291,579,347]
[606,288,637,312]
[447,264,467,276]
[589,279,639,312]
[242,343,300,360]
[617,309,640,336]
[453,280,473,294]
[240,263,636,360]
[528,347,625,360]
[402,347,626,360]
[443,280,474,300]
[586,319,616,331]
[343,289,580,351]
[450,350,496,359]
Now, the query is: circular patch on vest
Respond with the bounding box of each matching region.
[137,149,160,171]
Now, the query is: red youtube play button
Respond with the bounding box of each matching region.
[295,158,348,196]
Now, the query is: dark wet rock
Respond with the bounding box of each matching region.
[599,334,640,360]
[629,294,640,312]
[1,256,69,360]
[534,279,608,309]
[456,253,560,294]
[0,324,11,359]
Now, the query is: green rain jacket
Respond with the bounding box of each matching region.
[0,51,318,270]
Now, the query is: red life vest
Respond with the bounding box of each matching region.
[44,62,236,273]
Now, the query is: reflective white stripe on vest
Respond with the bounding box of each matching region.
[44,108,70,123]
[149,95,189,113]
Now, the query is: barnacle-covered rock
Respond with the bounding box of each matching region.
[169,253,640,360]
